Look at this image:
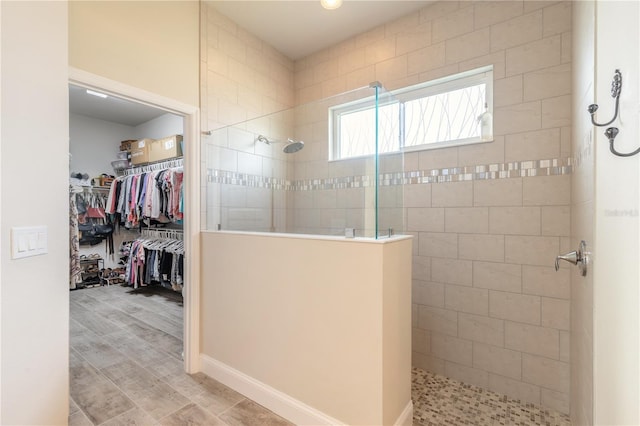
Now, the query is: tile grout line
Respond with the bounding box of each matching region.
[217,396,249,419]
[154,401,194,425]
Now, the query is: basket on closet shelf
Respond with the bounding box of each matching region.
[111,159,129,172]
[100,176,114,187]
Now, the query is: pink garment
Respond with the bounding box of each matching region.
[143,172,156,218]
[105,179,119,214]
[171,170,184,221]
[130,240,146,288]
[128,175,139,226]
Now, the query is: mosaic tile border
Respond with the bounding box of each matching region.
[206,169,290,190]
[206,157,572,191]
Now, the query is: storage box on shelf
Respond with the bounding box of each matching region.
[117,135,183,170]
[120,139,136,152]
[149,135,183,162]
[130,138,153,165]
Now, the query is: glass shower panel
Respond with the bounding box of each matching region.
[375,84,404,238]
[203,109,293,233]
[290,85,379,237]
[202,83,404,239]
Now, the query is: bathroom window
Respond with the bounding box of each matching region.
[330,66,493,161]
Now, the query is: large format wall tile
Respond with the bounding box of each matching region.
[202,0,575,414]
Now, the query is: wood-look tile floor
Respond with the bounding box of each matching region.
[69,285,292,426]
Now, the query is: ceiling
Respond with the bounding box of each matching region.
[69,85,168,127]
[69,1,432,125]
[211,1,432,60]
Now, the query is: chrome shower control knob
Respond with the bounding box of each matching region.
[555,251,578,270]
[555,241,588,276]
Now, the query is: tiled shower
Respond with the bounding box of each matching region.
[201,0,573,416]
[204,85,404,237]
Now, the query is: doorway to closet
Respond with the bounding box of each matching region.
[67,79,195,425]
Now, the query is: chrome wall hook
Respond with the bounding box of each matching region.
[605,126,640,157]
[588,69,622,127]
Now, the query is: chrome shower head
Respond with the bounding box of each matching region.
[283,139,304,154]
[256,134,304,154]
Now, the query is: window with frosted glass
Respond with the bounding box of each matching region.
[330,66,493,160]
[404,83,486,147]
[337,102,400,158]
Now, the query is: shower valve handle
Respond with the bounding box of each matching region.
[555,240,588,276]
[555,251,578,269]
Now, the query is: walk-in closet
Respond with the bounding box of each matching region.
[68,84,189,425]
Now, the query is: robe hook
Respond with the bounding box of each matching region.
[588,69,622,127]
[605,126,640,157]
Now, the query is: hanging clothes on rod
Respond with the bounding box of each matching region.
[72,185,115,255]
[123,235,184,292]
[105,165,184,229]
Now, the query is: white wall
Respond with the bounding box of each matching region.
[0,2,69,424]
[593,1,640,424]
[133,113,183,140]
[69,113,134,178]
[70,112,184,179]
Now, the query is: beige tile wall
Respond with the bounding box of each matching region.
[293,0,572,414]
[201,3,295,230]
[201,0,573,414]
[202,5,294,127]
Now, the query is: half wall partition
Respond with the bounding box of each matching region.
[200,82,413,425]
[202,83,404,239]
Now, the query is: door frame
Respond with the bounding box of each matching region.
[69,67,201,373]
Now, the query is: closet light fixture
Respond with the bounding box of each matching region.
[321,0,342,10]
[86,89,108,99]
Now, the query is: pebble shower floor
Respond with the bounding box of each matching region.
[412,367,571,426]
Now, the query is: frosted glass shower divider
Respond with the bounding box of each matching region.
[202,83,404,239]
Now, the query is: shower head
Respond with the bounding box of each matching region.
[256,134,304,154]
[283,139,304,154]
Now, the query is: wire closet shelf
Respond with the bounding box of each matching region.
[140,228,184,241]
[121,157,184,176]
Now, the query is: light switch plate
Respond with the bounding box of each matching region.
[11,226,48,259]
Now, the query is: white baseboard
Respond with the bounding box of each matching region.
[394,400,414,426]
[200,354,345,425]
